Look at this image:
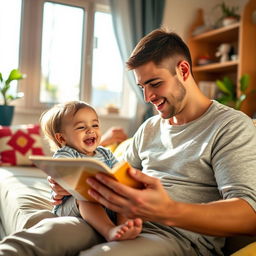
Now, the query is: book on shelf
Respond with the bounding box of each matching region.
[29,156,142,202]
[198,81,219,99]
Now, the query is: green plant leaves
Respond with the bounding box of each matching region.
[214,2,240,27]
[235,94,247,110]
[216,94,233,104]
[6,69,25,85]
[240,74,249,92]
[216,76,235,96]
[216,2,240,19]
[215,74,251,110]
[0,69,26,105]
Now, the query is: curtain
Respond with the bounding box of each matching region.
[110,0,165,122]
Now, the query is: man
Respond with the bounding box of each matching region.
[85,29,256,255]
[0,29,255,256]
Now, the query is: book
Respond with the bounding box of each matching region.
[198,81,219,99]
[29,156,142,201]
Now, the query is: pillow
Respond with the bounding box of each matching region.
[0,124,45,166]
[105,143,119,153]
[231,242,256,256]
[113,138,133,161]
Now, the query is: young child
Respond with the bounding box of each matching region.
[40,100,142,241]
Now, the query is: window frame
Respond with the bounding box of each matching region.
[15,0,134,117]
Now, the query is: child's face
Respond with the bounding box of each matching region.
[58,107,102,156]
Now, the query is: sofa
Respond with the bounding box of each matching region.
[0,123,256,255]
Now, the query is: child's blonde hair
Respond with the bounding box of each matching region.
[40,101,96,152]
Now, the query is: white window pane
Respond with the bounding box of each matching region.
[91,11,123,109]
[40,2,84,103]
[0,0,22,96]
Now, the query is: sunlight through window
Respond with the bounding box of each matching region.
[91,11,123,110]
[0,0,22,96]
[40,2,84,103]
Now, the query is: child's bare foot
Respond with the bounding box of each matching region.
[107,218,142,241]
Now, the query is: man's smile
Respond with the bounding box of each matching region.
[152,98,166,111]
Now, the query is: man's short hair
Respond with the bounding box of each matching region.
[126,28,193,74]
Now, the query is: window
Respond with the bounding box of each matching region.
[40,2,84,103]
[0,0,22,95]
[0,0,135,118]
[91,11,123,110]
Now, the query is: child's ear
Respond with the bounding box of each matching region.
[55,133,66,146]
[176,60,190,81]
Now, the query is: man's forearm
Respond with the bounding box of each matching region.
[87,170,256,237]
[166,198,256,236]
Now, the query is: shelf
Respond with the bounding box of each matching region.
[191,23,240,43]
[193,60,238,73]
[188,0,256,116]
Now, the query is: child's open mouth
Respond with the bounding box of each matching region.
[84,137,96,146]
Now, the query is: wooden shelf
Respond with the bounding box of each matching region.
[193,60,238,72]
[191,23,240,43]
[187,0,256,117]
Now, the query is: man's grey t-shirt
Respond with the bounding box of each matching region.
[125,100,256,255]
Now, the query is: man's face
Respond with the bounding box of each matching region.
[134,61,186,119]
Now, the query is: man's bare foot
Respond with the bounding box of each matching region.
[107,218,142,241]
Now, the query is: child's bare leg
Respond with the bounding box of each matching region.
[77,200,117,241]
[77,200,142,241]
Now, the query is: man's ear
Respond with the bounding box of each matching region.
[55,133,66,145]
[176,60,190,81]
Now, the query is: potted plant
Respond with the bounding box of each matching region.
[215,74,252,110]
[0,69,26,125]
[215,2,240,27]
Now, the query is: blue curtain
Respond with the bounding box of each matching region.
[110,0,165,121]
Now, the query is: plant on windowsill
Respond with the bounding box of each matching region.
[215,2,240,27]
[215,74,254,110]
[0,69,26,126]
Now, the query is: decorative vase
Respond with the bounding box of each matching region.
[222,17,238,27]
[0,105,14,126]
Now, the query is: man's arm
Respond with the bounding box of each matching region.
[87,168,256,236]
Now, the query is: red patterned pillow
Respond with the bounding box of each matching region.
[0,124,45,166]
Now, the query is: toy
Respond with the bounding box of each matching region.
[197,55,212,65]
[215,43,231,62]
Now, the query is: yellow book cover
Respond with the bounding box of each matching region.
[29,156,142,201]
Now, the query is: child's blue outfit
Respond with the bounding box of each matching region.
[52,145,118,217]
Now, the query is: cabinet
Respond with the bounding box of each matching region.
[187,0,256,117]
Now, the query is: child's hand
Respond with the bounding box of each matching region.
[47,176,71,205]
[100,127,128,146]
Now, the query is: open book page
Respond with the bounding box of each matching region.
[30,156,142,201]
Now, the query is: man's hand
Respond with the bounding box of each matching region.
[86,168,174,222]
[47,176,71,205]
[86,169,256,236]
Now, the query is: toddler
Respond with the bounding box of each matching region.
[40,100,142,241]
